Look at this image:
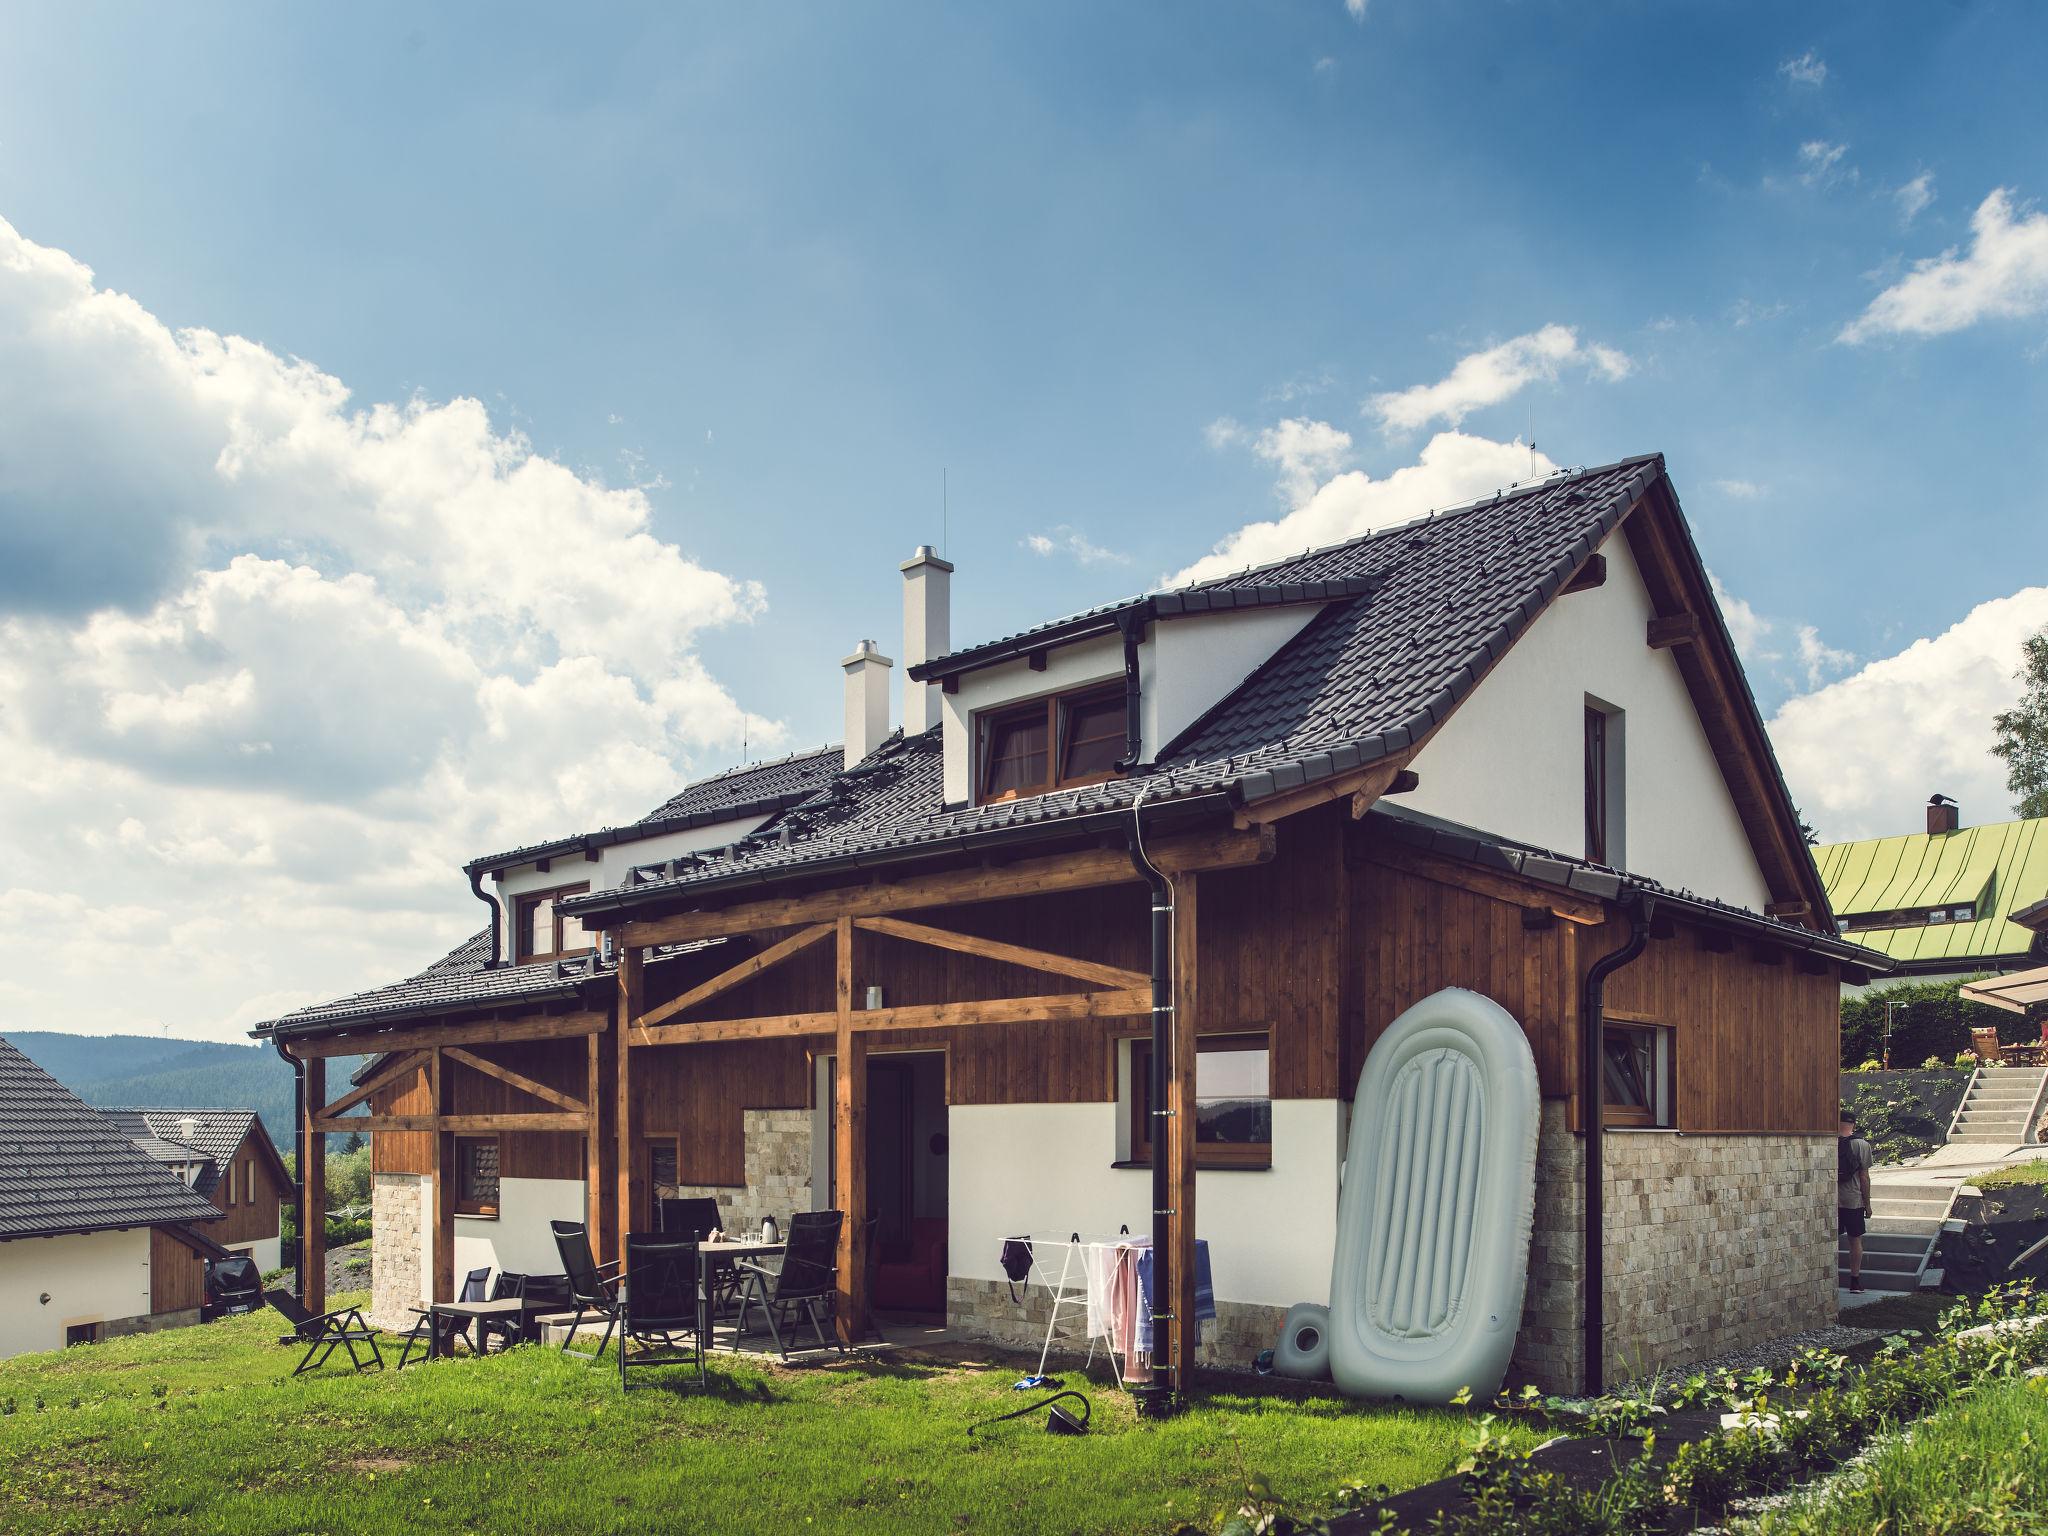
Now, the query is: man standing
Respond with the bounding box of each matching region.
[1839,1111,1874,1294]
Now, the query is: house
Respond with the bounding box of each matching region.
[254,454,1889,1395]
[1815,797,2048,993]
[0,1035,227,1359]
[104,1109,293,1275]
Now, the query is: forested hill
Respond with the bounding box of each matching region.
[6,1031,365,1149]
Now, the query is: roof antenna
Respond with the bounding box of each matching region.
[942,467,949,557]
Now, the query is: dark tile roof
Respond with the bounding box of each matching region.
[102,1108,268,1199]
[254,929,728,1038]
[0,1035,222,1240]
[571,457,1669,918]
[466,746,844,873]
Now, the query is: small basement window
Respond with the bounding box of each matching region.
[455,1135,501,1217]
[515,883,594,963]
[1128,1032,1273,1167]
[1602,1023,1673,1129]
[976,685,1126,804]
[65,1323,100,1347]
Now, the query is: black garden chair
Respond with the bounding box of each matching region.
[395,1266,491,1368]
[264,1289,384,1377]
[476,1270,529,1353]
[657,1196,722,1239]
[617,1233,706,1390]
[550,1219,623,1361]
[733,1209,845,1360]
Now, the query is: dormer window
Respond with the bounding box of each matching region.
[977,684,1125,803]
[515,882,594,962]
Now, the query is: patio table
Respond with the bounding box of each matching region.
[695,1238,785,1345]
[427,1297,533,1358]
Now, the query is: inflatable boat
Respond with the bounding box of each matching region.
[1319,987,1540,1403]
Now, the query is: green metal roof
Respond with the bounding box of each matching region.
[1814,816,2048,966]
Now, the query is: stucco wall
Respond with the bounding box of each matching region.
[0,1227,153,1360]
[1403,532,1772,912]
[230,1236,282,1276]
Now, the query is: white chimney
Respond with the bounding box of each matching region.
[900,545,953,734]
[842,639,893,768]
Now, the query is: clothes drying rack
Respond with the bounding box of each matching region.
[1021,1230,1154,1388]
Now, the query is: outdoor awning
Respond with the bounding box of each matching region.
[1961,965,2048,1015]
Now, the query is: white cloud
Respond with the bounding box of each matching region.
[1174,427,1555,585]
[1367,325,1633,434]
[0,213,785,1041]
[1895,172,1936,227]
[1313,57,1338,77]
[1730,298,1791,328]
[1779,51,1828,86]
[1840,187,2048,342]
[1020,526,1128,566]
[1770,586,2048,841]
[1794,623,1856,687]
[1344,0,1367,18]
[1796,140,1852,188]
[1712,479,1765,500]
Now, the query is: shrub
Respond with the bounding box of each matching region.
[1840,976,2019,1067]
[1853,1058,1882,1072]
[1921,1054,1946,1069]
[1954,1051,1978,1069]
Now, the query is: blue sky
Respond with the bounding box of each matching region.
[2,2,2046,1038]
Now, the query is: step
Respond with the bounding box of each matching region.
[1868,1198,1952,1220]
[1839,1269,1922,1293]
[1866,1215,1945,1238]
[1950,1133,2032,1145]
[1838,1249,1926,1276]
[1839,1233,1935,1259]
[1871,1182,1951,1203]
[1965,1081,2041,1096]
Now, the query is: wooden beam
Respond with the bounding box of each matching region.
[586,1031,605,1257]
[286,1009,608,1060]
[1562,553,1607,593]
[617,947,644,1259]
[633,1012,835,1047]
[1168,872,1200,1398]
[1361,839,1607,925]
[1647,613,1699,649]
[315,1050,425,1122]
[1240,760,1403,829]
[633,988,1151,1047]
[834,916,868,1344]
[441,1112,591,1133]
[308,1114,435,1134]
[614,827,1275,946]
[302,1057,327,1316]
[1765,901,1812,921]
[432,1048,454,1306]
[852,915,1149,991]
[441,1046,587,1114]
[634,922,835,1032]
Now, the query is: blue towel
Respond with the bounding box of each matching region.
[1133,1238,1215,1353]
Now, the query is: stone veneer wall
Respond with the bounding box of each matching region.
[663,1108,812,1235]
[1513,1104,1836,1392]
[103,1306,202,1340]
[370,1173,424,1331]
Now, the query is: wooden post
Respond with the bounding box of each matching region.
[1168,872,1200,1396]
[586,1028,605,1251]
[302,1056,327,1316]
[616,944,645,1264]
[432,1046,454,1304]
[834,915,868,1343]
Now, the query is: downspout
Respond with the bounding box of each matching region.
[468,865,502,968]
[270,1032,308,1301]
[1113,609,1147,773]
[1579,891,1655,1398]
[1127,784,1178,1418]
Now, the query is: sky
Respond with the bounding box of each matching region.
[3,2,2047,1042]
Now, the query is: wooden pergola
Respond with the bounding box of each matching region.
[604,822,1276,1394]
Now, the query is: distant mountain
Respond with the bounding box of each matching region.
[7,1031,366,1150]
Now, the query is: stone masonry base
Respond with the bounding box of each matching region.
[370,1172,424,1332]
[663,1108,812,1236]
[946,1275,1284,1372]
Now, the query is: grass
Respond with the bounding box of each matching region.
[1973,1158,2048,1192]
[1742,1375,2048,1533]
[0,1296,1526,1535]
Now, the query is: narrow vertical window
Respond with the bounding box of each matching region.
[1584,704,1608,865]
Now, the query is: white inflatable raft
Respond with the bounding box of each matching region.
[1325,987,1540,1403]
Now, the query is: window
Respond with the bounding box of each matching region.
[1602,1024,1672,1129]
[515,883,594,962]
[455,1136,500,1217]
[1585,698,1625,867]
[65,1323,99,1348]
[245,1158,257,1202]
[1845,903,1978,932]
[1129,1032,1273,1167]
[647,1136,679,1191]
[225,1162,237,1207]
[976,685,1126,803]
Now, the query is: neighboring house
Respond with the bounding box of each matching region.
[256,455,1887,1394]
[1815,797,2048,994]
[0,1036,226,1360]
[105,1109,293,1275]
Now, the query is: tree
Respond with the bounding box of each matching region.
[1992,625,2048,820]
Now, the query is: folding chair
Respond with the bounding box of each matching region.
[395,1266,491,1368]
[618,1233,706,1390]
[551,1220,624,1362]
[265,1289,384,1377]
[476,1271,529,1353]
[734,1209,845,1359]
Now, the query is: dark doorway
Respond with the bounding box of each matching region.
[865,1052,948,1315]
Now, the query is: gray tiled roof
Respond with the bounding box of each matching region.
[466,746,844,873]
[102,1108,269,1200]
[0,1036,222,1240]
[571,457,1668,917]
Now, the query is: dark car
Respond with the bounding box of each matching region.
[204,1254,263,1319]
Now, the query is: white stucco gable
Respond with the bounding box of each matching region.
[1400,529,1774,912]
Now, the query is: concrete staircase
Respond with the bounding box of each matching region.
[1838,1178,1952,1293]
[1947,1066,2048,1146]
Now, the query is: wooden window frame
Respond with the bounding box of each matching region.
[514,881,596,963]
[1129,1030,1273,1169]
[225,1161,238,1208]
[454,1134,501,1218]
[974,683,1126,805]
[1602,1022,1673,1129]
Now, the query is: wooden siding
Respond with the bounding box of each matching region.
[370,1036,594,1179]
[149,1227,207,1314]
[213,1129,286,1244]
[370,1059,436,1174]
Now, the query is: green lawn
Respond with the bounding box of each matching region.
[0,1298,1523,1535]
